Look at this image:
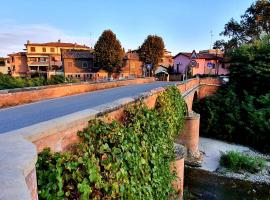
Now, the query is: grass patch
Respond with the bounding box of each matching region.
[220,151,267,173]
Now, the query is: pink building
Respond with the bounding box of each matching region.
[173,50,228,76]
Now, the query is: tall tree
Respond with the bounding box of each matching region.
[94,30,124,76]
[138,35,165,75]
[215,0,270,50]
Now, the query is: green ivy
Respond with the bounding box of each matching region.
[36,86,186,200]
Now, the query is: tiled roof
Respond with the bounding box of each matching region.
[124,52,140,60]
[174,52,223,60]
[25,42,90,49]
[8,52,27,56]
[61,50,94,59]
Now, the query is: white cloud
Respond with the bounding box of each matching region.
[0,21,95,57]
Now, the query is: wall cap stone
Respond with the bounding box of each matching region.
[174,143,187,160]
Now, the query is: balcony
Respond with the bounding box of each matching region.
[28,61,49,67]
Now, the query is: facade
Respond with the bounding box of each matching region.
[173,49,228,76]
[25,40,90,78]
[158,49,173,68]
[61,49,94,81]
[0,58,9,75]
[7,52,28,77]
[121,50,143,78]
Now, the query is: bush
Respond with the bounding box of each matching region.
[47,75,65,85]
[193,38,270,153]
[0,74,65,90]
[36,86,187,200]
[219,151,267,173]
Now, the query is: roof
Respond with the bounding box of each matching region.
[124,52,140,60]
[25,42,90,49]
[173,52,223,60]
[8,52,27,56]
[61,50,94,59]
[173,52,192,59]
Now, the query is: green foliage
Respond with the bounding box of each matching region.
[228,39,270,96]
[138,35,165,72]
[215,0,270,50]
[194,39,270,153]
[94,30,124,75]
[0,74,66,90]
[47,75,65,85]
[36,86,186,200]
[220,151,267,173]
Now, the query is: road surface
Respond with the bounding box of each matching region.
[0,81,179,134]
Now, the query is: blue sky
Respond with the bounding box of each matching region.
[0,0,254,56]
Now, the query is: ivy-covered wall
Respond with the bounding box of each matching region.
[36,86,187,200]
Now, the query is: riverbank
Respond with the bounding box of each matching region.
[184,137,270,200]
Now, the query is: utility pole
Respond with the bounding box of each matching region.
[210,30,214,49]
[89,32,93,49]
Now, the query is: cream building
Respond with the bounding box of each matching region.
[25,40,90,78]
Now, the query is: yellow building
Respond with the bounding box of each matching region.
[25,40,90,78]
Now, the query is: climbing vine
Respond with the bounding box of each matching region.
[36,86,186,200]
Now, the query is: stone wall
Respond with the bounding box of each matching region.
[0,77,221,200]
[0,78,155,108]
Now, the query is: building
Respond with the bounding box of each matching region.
[25,40,90,78]
[155,49,174,75]
[0,58,10,75]
[121,50,143,78]
[173,49,228,77]
[7,52,28,77]
[158,49,173,68]
[61,49,94,81]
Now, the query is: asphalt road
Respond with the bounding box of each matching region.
[0,81,179,134]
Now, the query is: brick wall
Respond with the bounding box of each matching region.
[0,78,155,108]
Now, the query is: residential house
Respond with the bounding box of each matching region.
[121,50,143,78]
[7,52,28,77]
[61,49,94,81]
[25,40,90,78]
[173,49,228,77]
[155,49,173,75]
[158,49,173,68]
[0,58,9,75]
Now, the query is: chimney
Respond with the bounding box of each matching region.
[58,39,61,43]
[27,40,30,44]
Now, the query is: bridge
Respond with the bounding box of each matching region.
[0,77,221,200]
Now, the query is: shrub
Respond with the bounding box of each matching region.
[0,74,65,90]
[36,86,186,200]
[47,75,65,85]
[219,151,267,173]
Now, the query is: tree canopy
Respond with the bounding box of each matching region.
[214,0,270,50]
[94,30,124,74]
[138,35,165,71]
[194,37,270,153]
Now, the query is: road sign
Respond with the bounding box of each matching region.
[190,59,197,67]
[191,50,197,59]
[207,62,214,69]
[146,64,152,70]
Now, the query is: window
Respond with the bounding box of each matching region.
[50,48,55,53]
[30,47,35,52]
[42,47,46,52]
[68,62,73,68]
[29,57,36,62]
[39,57,46,62]
[82,61,88,68]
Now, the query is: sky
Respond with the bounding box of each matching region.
[0,0,255,57]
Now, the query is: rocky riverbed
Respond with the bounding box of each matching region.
[184,137,270,200]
